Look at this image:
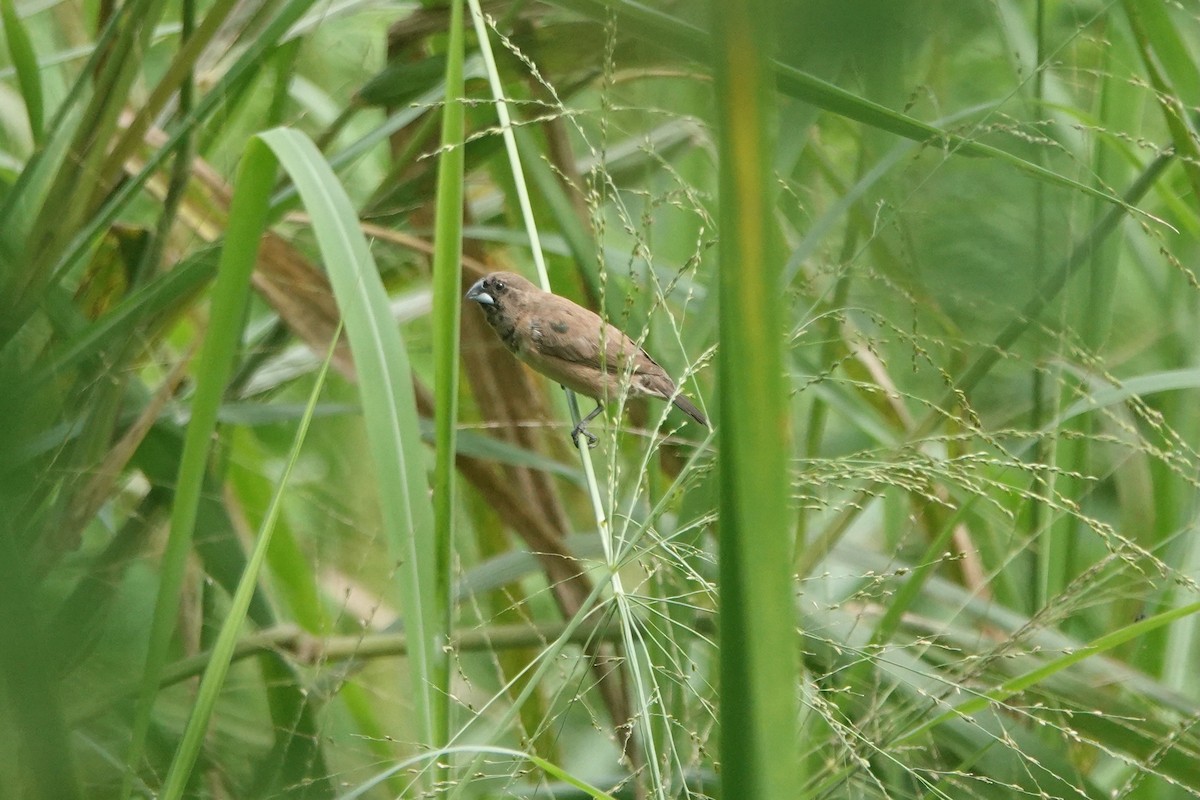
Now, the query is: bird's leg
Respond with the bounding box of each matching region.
[571,402,604,449]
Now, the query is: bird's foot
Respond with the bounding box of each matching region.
[571,421,598,449]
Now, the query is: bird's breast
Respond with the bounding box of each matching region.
[483,307,522,355]
[499,324,521,354]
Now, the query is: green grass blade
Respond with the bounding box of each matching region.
[97,0,244,192]
[900,600,1200,744]
[38,0,319,307]
[0,2,128,265]
[430,0,466,765]
[32,251,217,387]
[710,1,799,797]
[120,139,276,798]
[1122,0,1200,203]
[1052,367,1200,428]
[0,0,43,145]
[158,325,338,800]
[257,126,439,755]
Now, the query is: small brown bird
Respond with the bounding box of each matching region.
[465,271,708,447]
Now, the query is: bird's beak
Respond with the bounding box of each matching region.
[465,278,494,306]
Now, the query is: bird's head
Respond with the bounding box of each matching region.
[465,272,536,314]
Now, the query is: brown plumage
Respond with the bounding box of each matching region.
[465,271,708,446]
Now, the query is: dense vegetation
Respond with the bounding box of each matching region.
[2,1,1199,798]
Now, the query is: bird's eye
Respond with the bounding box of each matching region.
[494,280,505,291]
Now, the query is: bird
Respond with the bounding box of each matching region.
[465,271,708,447]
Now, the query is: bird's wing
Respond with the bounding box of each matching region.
[527,305,656,375]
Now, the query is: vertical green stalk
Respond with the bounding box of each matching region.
[431,0,466,769]
[465,0,659,789]
[1029,0,1051,609]
[710,1,799,798]
[1030,0,1076,614]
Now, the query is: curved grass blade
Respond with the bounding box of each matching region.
[1050,367,1200,429]
[257,126,440,765]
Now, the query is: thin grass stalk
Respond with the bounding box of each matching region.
[443,580,611,800]
[710,0,799,797]
[463,0,653,786]
[158,325,339,800]
[431,0,467,774]
[1030,0,1056,609]
[349,745,618,800]
[795,152,1174,581]
[119,135,276,799]
[134,0,197,286]
[466,0,550,290]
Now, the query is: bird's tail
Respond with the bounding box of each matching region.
[672,394,709,428]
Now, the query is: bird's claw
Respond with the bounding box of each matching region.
[571,423,598,449]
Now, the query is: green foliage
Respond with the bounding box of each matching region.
[710,1,798,798]
[1,1,1200,798]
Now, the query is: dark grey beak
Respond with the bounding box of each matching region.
[465,278,494,306]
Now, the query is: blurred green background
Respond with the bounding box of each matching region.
[1,0,1199,797]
